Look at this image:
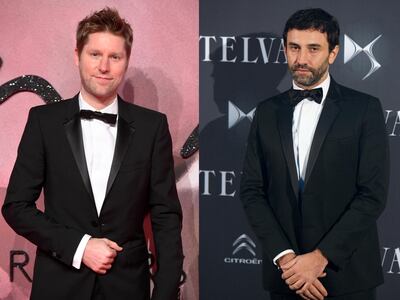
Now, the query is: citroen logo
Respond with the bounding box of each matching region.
[232,234,256,256]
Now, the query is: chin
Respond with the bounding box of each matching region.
[295,78,312,86]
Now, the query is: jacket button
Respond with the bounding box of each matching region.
[91,221,98,227]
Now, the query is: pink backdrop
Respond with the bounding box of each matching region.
[0,1,198,299]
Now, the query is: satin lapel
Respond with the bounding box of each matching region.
[63,97,94,200]
[104,100,135,200]
[304,83,341,188]
[278,103,299,199]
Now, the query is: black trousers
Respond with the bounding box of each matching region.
[270,288,376,300]
[91,277,105,300]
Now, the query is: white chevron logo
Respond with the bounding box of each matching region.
[232,234,256,256]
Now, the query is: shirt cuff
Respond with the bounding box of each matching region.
[273,249,295,266]
[72,234,91,269]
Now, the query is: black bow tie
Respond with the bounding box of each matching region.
[288,88,323,106]
[79,110,117,125]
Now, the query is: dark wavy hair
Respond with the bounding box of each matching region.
[76,7,133,57]
[283,8,340,52]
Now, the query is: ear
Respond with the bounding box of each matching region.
[125,57,131,71]
[74,48,80,66]
[328,45,339,64]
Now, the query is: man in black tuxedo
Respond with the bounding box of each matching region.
[240,8,389,300]
[2,7,183,300]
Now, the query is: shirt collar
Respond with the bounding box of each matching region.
[78,92,118,115]
[292,74,331,104]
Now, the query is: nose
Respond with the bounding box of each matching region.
[98,57,110,73]
[296,49,308,65]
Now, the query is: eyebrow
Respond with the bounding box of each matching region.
[307,44,321,48]
[86,48,125,55]
[287,42,322,48]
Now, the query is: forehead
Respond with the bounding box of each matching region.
[287,29,328,46]
[84,31,126,52]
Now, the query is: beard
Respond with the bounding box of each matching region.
[289,59,329,87]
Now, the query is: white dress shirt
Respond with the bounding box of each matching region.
[273,75,331,266]
[72,93,118,269]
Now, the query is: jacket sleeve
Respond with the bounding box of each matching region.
[240,107,293,262]
[318,97,390,270]
[148,114,184,300]
[2,107,84,266]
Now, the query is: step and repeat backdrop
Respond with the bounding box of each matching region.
[0,1,198,299]
[200,1,399,299]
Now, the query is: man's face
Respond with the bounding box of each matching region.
[285,29,339,89]
[75,31,129,107]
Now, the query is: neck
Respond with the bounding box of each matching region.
[80,90,116,110]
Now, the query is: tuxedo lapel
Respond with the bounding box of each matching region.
[63,96,94,201]
[104,98,135,200]
[277,99,299,199]
[304,81,341,188]
[64,96,135,217]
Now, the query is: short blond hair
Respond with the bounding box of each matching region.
[76,7,133,57]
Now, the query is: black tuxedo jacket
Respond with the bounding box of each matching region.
[240,79,389,296]
[2,95,183,300]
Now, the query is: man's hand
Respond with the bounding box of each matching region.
[278,252,296,269]
[82,238,123,274]
[281,249,328,300]
[296,279,327,300]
